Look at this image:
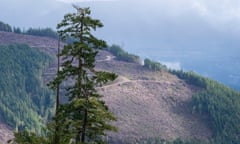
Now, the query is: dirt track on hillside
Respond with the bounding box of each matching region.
[97,57,212,143]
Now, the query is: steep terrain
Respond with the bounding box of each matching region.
[0,32,57,144]
[0,32,212,143]
[96,52,212,143]
[0,124,13,144]
[0,44,54,143]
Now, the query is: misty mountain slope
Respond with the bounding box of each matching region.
[95,55,212,143]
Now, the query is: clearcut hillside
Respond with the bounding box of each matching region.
[0,31,213,143]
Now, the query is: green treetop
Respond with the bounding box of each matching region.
[49,5,117,144]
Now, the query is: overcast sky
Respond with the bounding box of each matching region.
[1,0,240,88]
[2,0,240,29]
[1,0,240,55]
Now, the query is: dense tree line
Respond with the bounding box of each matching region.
[106,45,167,71]
[0,21,12,32]
[136,69,240,144]
[0,44,54,134]
[170,70,240,144]
[144,58,167,71]
[106,44,141,63]
[170,70,207,88]
[0,21,58,39]
[24,28,58,39]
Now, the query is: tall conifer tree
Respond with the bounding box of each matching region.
[49,5,117,144]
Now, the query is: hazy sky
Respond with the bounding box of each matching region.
[2,0,240,28]
[1,0,240,54]
[1,0,240,89]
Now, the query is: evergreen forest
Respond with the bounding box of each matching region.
[0,44,54,134]
[1,5,240,144]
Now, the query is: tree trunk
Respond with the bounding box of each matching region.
[81,108,88,142]
[54,37,61,144]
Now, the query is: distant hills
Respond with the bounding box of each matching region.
[0,31,240,144]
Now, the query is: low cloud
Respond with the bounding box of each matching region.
[160,61,181,70]
[56,0,118,3]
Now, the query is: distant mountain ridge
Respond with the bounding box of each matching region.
[0,31,60,54]
[0,31,240,144]
[0,31,212,143]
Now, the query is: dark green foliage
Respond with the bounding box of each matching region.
[25,28,58,39]
[144,58,167,71]
[169,70,207,88]
[13,27,22,34]
[0,21,12,32]
[48,6,118,143]
[172,70,240,144]
[106,44,141,63]
[0,44,54,134]
[8,130,48,144]
[192,80,240,144]
[0,20,58,39]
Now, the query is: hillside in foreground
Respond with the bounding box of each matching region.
[0,124,13,144]
[1,31,240,144]
[96,51,212,143]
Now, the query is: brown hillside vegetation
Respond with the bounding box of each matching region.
[0,32,212,143]
[0,124,13,144]
[96,52,212,143]
[0,31,63,55]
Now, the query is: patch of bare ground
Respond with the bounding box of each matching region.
[0,123,14,144]
[96,52,212,143]
[99,75,211,143]
[0,31,63,55]
[0,32,212,143]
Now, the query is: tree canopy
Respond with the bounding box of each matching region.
[48,6,117,144]
[0,21,12,32]
[0,44,54,134]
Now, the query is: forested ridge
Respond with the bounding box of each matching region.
[0,34,240,144]
[103,45,240,144]
[162,70,240,144]
[1,7,240,144]
[0,44,54,134]
[0,21,58,39]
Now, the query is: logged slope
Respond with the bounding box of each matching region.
[0,31,63,55]
[0,124,13,144]
[95,53,212,143]
[0,31,212,143]
[0,31,63,84]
